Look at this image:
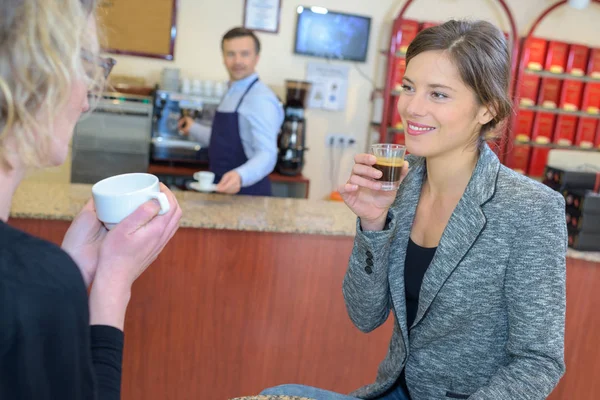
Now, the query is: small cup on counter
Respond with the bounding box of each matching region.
[92,173,170,230]
[370,143,406,191]
[193,171,216,192]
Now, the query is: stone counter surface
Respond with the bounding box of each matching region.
[10,182,600,262]
[10,182,357,236]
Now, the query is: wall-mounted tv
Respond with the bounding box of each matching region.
[294,6,371,63]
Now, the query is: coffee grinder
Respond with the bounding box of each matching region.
[275,80,311,176]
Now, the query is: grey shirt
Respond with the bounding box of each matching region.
[343,145,567,400]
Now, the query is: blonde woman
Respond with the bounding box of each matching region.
[0,1,181,399]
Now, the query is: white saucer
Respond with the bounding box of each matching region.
[189,181,217,193]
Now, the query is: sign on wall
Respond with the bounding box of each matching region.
[306,63,350,111]
[243,0,282,33]
[97,0,178,60]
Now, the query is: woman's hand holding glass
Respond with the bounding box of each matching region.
[339,153,409,231]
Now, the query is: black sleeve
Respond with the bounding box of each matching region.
[90,325,124,400]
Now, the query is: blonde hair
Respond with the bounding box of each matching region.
[0,0,104,169]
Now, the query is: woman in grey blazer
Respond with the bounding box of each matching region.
[261,19,567,400]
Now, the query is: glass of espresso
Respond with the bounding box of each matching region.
[371,144,406,191]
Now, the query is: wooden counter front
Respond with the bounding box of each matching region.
[8,216,600,399]
[9,218,391,399]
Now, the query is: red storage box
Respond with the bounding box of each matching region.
[397,20,419,55]
[538,77,562,108]
[587,48,600,78]
[553,114,578,146]
[566,44,589,76]
[559,80,584,111]
[581,82,600,114]
[509,144,532,174]
[523,37,548,71]
[545,41,569,74]
[519,75,541,106]
[515,110,535,142]
[575,118,598,148]
[531,112,557,144]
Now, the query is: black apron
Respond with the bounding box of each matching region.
[208,78,272,196]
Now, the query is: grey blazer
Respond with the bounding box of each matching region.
[343,145,567,400]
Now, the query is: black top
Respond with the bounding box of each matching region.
[0,220,124,400]
[404,238,437,329]
[398,237,437,398]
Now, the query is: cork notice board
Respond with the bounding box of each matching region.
[97,0,178,60]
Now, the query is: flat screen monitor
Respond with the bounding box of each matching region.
[294,6,371,63]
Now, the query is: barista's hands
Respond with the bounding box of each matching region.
[216,170,242,194]
[177,117,194,135]
[338,153,409,231]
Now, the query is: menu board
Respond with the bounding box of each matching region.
[96,0,177,60]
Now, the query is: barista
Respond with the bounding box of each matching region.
[178,27,283,196]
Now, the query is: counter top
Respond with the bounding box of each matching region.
[10,182,600,262]
[10,182,357,236]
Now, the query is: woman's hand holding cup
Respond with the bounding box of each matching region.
[88,182,182,330]
[339,145,408,231]
[94,183,181,288]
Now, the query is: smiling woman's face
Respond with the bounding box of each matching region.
[397,50,493,159]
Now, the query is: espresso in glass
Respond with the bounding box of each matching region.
[370,144,406,191]
[373,157,404,182]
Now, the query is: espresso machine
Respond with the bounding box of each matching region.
[151,90,218,162]
[276,80,311,176]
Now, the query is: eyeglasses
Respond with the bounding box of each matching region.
[80,48,116,79]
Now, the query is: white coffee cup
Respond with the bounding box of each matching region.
[92,173,170,230]
[193,171,215,191]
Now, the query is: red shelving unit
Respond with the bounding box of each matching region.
[378,0,520,164]
[508,0,600,177]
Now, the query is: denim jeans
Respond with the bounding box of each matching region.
[260,384,410,400]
